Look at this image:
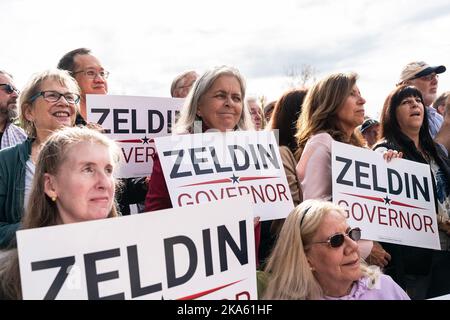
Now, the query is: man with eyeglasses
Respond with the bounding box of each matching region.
[57,48,109,124]
[58,48,146,216]
[397,61,446,138]
[0,70,26,150]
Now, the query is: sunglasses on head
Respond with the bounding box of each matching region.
[311,227,361,248]
[0,83,19,95]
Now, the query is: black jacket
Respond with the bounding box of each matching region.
[373,140,450,287]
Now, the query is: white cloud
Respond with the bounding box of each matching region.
[2,0,450,118]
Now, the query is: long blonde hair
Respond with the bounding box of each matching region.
[263,199,379,300]
[295,72,364,153]
[0,127,120,299]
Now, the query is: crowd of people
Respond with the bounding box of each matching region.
[0,47,448,300]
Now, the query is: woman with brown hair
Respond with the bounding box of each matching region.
[373,85,450,299]
[295,72,394,268]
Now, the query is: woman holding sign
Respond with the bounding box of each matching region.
[262,199,409,300]
[0,69,80,249]
[374,85,450,299]
[145,65,253,210]
[144,66,264,262]
[295,72,394,269]
[0,126,120,299]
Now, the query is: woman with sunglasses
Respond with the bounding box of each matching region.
[0,69,80,249]
[261,199,409,300]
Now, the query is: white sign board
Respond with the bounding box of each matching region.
[87,94,183,178]
[154,131,294,221]
[332,141,440,250]
[17,197,257,300]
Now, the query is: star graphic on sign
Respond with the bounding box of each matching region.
[383,196,392,205]
[141,136,150,144]
[230,174,240,184]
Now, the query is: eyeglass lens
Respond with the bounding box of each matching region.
[0,84,18,94]
[329,228,361,248]
[44,92,78,103]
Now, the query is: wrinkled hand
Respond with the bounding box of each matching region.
[383,149,403,162]
[367,242,391,268]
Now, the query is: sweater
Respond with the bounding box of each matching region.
[0,139,32,248]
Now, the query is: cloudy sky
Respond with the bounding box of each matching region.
[2,0,450,118]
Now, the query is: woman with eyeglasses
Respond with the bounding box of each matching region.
[0,69,80,249]
[261,199,409,300]
[373,85,450,299]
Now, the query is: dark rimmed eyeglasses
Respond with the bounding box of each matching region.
[310,227,361,248]
[29,91,80,104]
[414,73,439,82]
[0,83,20,95]
[72,69,110,79]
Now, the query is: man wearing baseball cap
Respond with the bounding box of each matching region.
[360,118,380,148]
[397,61,446,138]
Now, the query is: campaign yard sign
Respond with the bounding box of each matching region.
[87,94,183,178]
[154,131,294,221]
[332,141,440,250]
[17,197,257,300]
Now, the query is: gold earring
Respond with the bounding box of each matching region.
[51,196,57,202]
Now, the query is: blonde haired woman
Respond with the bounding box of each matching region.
[0,69,80,248]
[262,200,409,300]
[0,126,120,299]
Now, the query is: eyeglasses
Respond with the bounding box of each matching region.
[29,91,80,104]
[0,84,20,95]
[416,73,439,82]
[72,69,110,79]
[310,227,361,248]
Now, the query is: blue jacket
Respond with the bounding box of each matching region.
[0,139,32,248]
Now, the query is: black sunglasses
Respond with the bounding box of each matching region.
[311,227,361,248]
[0,83,19,95]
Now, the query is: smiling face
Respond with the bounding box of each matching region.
[44,141,116,224]
[395,95,424,138]
[24,79,77,140]
[196,75,243,132]
[336,85,366,138]
[73,54,108,95]
[306,210,362,297]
